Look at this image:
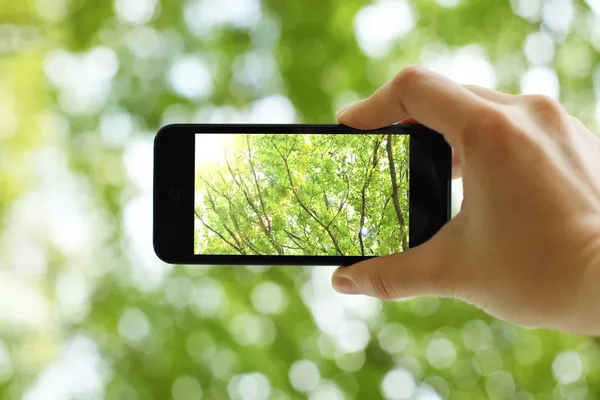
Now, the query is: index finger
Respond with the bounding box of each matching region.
[337,66,490,148]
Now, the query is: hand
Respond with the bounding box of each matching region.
[332,66,600,335]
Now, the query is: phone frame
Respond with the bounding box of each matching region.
[153,124,451,266]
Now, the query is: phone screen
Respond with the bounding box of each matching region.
[194,133,409,257]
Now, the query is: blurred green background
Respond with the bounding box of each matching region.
[1,0,600,399]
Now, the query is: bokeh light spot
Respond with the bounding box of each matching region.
[341,294,382,321]
[423,376,450,399]
[190,277,227,317]
[22,335,106,400]
[35,0,68,22]
[415,385,444,400]
[308,382,346,400]
[552,351,584,384]
[114,0,157,24]
[172,376,203,400]
[557,41,593,77]
[426,337,457,369]
[524,31,555,65]
[0,103,17,139]
[122,135,173,288]
[165,276,193,309]
[317,334,336,359]
[520,66,560,99]
[558,381,589,399]
[55,270,90,323]
[308,298,344,335]
[118,308,150,344]
[381,368,416,400]
[335,319,371,353]
[162,104,193,126]
[436,0,460,7]
[410,297,439,317]
[586,0,600,15]
[250,14,280,48]
[514,392,536,400]
[184,0,261,36]
[232,49,280,92]
[210,347,238,379]
[542,0,575,34]
[511,0,542,20]
[228,372,271,400]
[100,111,133,148]
[335,351,365,373]
[289,359,320,392]
[451,356,480,389]
[485,371,515,399]
[0,272,49,329]
[185,331,216,365]
[44,50,74,87]
[512,331,543,365]
[378,323,410,354]
[424,45,496,88]
[461,320,492,352]
[473,347,504,377]
[125,25,164,59]
[0,340,13,382]
[354,0,416,58]
[230,313,276,346]
[87,46,119,80]
[169,56,213,100]
[247,95,297,123]
[398,356,424,381]
[251,281,288,315]
[44,47,118,115]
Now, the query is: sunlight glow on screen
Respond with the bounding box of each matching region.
[194,133,233,167]
[194,133,410,257]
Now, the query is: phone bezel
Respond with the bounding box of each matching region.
[153,124,451,266]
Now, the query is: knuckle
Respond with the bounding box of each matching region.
[478,106,514,136]
[460,105,514,152]
[391,65,426,92]
[524,94,563,116]
[368,266,397,300]
[523,94,568,129]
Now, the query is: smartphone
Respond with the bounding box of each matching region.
[153,124,451,266]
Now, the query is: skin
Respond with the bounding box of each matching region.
[331,66,600,336]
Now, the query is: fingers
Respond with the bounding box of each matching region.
[393,115,462,177]
[336,66,489,148]
[463,84,515,104]
[452,148,462,179]
[332,223,466,300]
[398,116,419,125]
[336,78,511,180]
[396,118,462,178]
[400,117,462,179]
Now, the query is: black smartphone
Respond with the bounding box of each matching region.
[153,124,451,266]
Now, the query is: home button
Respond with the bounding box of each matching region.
[168,188,179,200]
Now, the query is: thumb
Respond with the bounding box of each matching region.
[331,227,464,300]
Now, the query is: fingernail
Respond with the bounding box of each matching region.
[333,276,359,295]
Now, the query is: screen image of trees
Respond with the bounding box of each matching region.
[194,133,409,256]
